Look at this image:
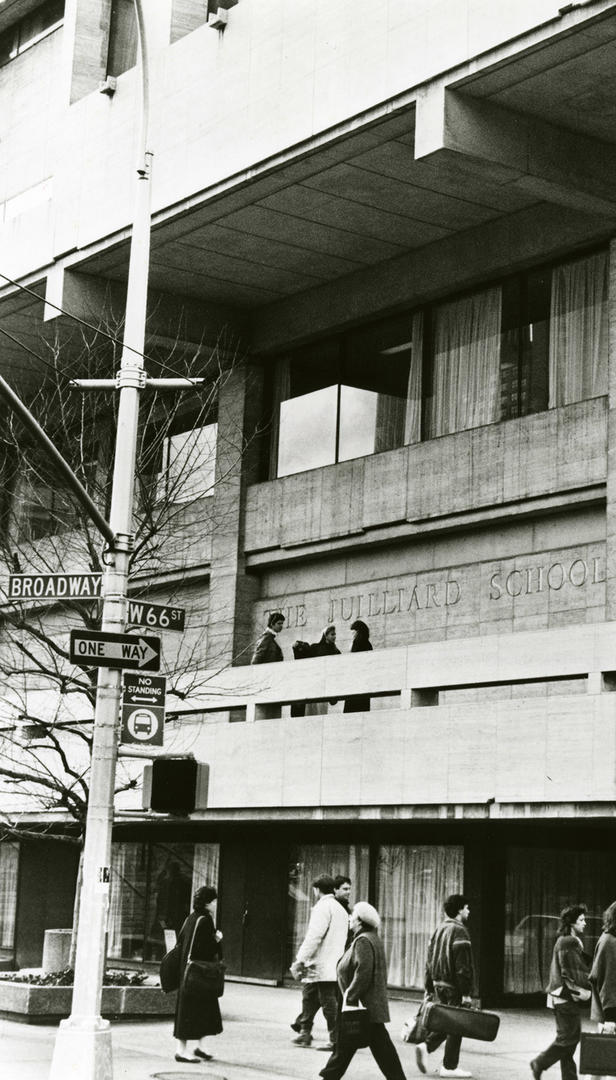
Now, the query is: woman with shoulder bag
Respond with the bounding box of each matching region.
[319,901,407,1080]
[530,904,591,1080]
[173,884,224,1064]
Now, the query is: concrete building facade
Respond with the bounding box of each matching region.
[2,0,616,1002]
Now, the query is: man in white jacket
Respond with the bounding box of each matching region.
[290,874,350,1050]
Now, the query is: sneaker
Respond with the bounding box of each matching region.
[415,1043,428,1074]
[439,1070,472,1078]
[292,1033,313,1047]
[530,1062,542,1080]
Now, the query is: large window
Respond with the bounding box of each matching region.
[273,314,421,477]
[268,248,608,478]
[0,0,64,66]
[376,844,464,989]
[503,845,616,994]
[108,841,220,962]
[286,844,370,964]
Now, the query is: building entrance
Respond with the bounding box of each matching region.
[221,838,286,982]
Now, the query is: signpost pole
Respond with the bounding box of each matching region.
[49,4,151,1078]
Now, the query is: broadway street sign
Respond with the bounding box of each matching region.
[9,573,102,599]
[70,630,161,671]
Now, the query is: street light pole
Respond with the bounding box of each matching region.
[49,3,152,1077]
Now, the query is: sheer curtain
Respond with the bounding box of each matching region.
[428,286,502,437]
[287,844,370,963]
[405,312,423,445]
[548,250,608,408]
[108,843,146,961]
[0,843,19,949]
[504,846,616,994]
[376,845,464,988]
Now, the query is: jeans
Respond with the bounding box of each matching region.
[533,1001,581,1080]
[425,985,463,1070]
[295,981,338,1039]
[319,1021,406,1080]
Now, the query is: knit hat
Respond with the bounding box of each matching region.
[353,901,381,930]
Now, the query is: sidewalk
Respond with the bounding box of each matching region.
[0,981,593,1080]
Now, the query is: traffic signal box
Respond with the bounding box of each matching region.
[142,756,209,815]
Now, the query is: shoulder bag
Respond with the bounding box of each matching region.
[401,996,430,1044]
[183,916,226,998]
[159,941,181,993]
[339,988,370,1049]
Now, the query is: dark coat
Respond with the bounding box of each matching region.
[174,909,223,1040]
[590,931,616,1021]
[425,917,475,998]
[343,633,373,712]
[310,635,340,657]
[337,929,390,1024]
[546,933,590,1002]
[251,628,283,664]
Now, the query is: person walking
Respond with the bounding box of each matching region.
[589,900,616,1080]
[530,904,591,1080]
[173,884,223,1064]
[290,874,349,1050]
[251,611,285,663]
[343,620,373,713]
[318,901,407,1080]
[415,893,475,1079]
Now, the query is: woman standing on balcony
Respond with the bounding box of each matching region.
[343,620,373,713]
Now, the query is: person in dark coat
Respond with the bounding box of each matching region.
[319,901,407,1080]
[251,612,285,664]
[343,620,373,713]
[305,626,341,715]
[590,900,616,1071]
[530,904,591,1080]
[174,884,223,1063]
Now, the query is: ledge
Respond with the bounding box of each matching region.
[0,981,175,1025]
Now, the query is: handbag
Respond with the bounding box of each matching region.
[183,916,226,997]
[401,997,429,1044]
[159,943,181,993]
[580,1032,616,1076]
[339,989,370,1049]
[424,1002,500,1042]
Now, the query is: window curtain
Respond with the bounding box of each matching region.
[0,843,19,949]
[159,422,217,503]
[405,311,423,445]
[504,846,616,994]
[427,286,502,437]
[108,843,146,961]
[376,845,464,988]
[287,844,369,964]
[548,250,608,408]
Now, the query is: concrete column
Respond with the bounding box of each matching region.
[206,362,262,666]
[61,0,113,105]
[606,239,616,621]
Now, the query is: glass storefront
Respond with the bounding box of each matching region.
[504,846,616,994]
[108,841,219,962]
[287,843,370,964]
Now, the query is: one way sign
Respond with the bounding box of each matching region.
[70,630,161,671]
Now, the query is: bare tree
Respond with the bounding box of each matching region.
[0,319,252,851]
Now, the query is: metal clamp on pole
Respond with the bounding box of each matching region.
[115,367,147,390]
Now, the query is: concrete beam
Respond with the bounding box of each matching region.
[416,86,616,218]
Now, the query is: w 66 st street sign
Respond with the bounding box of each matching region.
[70,630,161,671]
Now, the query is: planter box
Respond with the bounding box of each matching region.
[0,980,175,1024]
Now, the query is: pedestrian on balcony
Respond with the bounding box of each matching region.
[305,626,341,715]
[589,900,616,1080]
[173,884,223,1064]
[319,901,407,1080]
[530,904,591,1080]
[343,620,373,713]
[251,611,285,664]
